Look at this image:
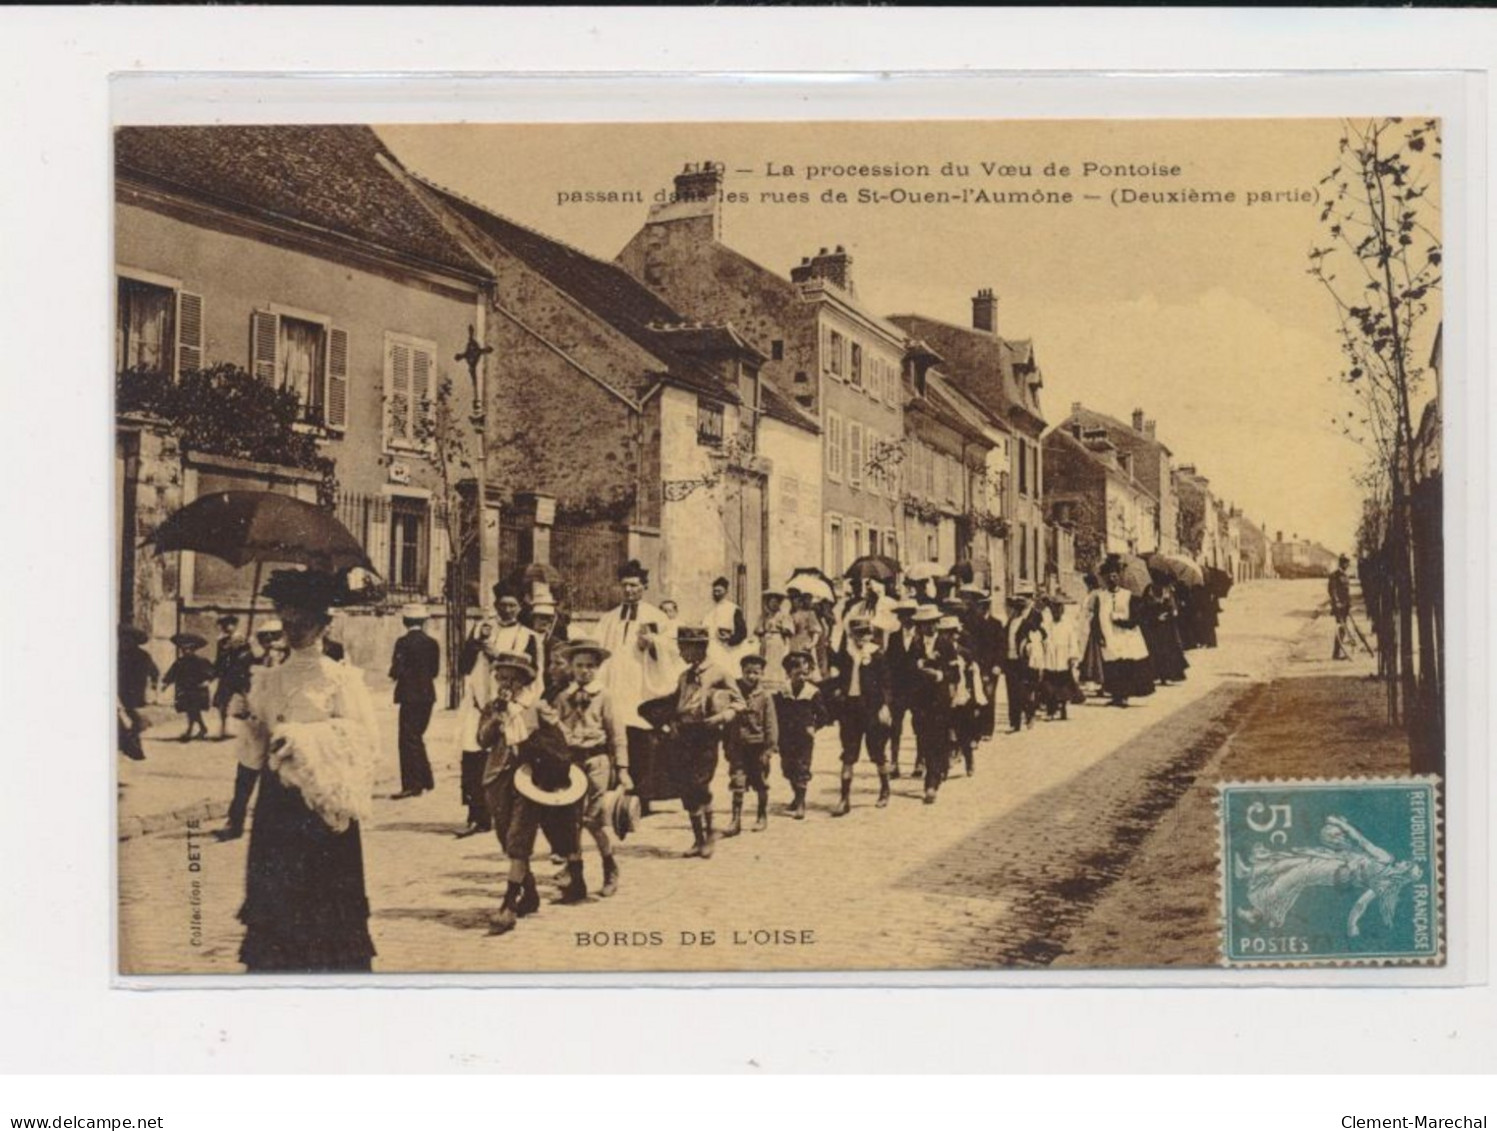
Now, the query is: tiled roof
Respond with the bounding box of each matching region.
[887,313,1046,430]
[418,181,737,404]
[760,378,820,433]
[114,125,489,278]
[1065,404,1172,458]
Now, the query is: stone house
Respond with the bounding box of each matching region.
[1172,464,1227,570]
[115,125,494,672]
[617,164,900,580]
[900,349,1008,587]
[1043,424,1160,573]
[404,174,820,626]
[1060,403,1178,555]
[888,290,1049,596]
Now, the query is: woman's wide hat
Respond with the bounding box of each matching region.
[514,761,589,807]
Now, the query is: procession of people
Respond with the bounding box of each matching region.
[118,538,1238,968]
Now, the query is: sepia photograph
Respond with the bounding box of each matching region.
[112,114,1446,976]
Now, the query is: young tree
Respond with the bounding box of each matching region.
[1307,117,1442,770]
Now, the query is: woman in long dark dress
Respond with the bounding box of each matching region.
[237,569,378,973]
[1140,580,1190,685]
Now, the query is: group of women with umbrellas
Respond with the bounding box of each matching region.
[1077,550,1229,707]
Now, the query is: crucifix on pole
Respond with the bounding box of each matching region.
[456,323,494,607]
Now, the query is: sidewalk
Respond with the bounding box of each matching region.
[117,683,461,840]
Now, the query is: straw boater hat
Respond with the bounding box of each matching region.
[676,625,710,646]
[937,616,962,632]
[559,638,611,664]
[488,650,537,683]
[254,617,284,638]
[762,587,787,599]
[401,603,428,623]
[514,761,589,807]
[846,614,873,632]
[892,599,919,614]
[601,787,641,840]
[911,605,942,624]
[530,600,557,619]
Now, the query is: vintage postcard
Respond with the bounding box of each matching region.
[113,114,1446,976]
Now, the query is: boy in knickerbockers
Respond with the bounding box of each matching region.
[773,650,829,820]
[657,626,741,858]
[723,653,779,836]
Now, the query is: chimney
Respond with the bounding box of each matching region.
[1132,408,1146,432]
[1144,418,1156,438]
[638,161,726,244]
[792,246,854,294]
[1071,400,1082,416]
[972,288,999,335]
[674,160,724,202]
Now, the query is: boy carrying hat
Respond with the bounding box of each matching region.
[479,651,589,936]
[553,639,627,899]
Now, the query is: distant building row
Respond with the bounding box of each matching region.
[114,128,1273,671]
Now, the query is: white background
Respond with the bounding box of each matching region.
[2,5,1494,1100]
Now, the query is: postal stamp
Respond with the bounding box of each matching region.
[1219,778,1442,966]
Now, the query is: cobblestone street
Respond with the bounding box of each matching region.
[117,580,1388,975]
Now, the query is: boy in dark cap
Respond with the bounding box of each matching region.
[772,651,828,819]
[723,653,778,836]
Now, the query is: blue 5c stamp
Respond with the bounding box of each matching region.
[1220,779,1441,965]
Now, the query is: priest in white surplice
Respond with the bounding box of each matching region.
[594,559,682,810]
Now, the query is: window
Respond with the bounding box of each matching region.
[826,515,845,575]
[697,397,726,447]
[849,422,865,488]
[116,274,203,379]
[252,308,349,431]
[1033,445,1042,498]
[926,527,939,562]
[886,531,898,563]
[867,528,881,557]
[1019,523,1030,580]
[826,411,844,481]
[852,520,865,560]
[828,330,845,378]
[850,342,863,388]
[379,331,433,447]
[771,340,784,361]
[1018,439,1029,497]
[388,496,430,595]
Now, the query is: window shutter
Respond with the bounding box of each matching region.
[176,291,203,378]
[325,327,349,432]
[388,340,412,445]
[250,310,278,385]
[850,423,864,487]
[412,346,433,443]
